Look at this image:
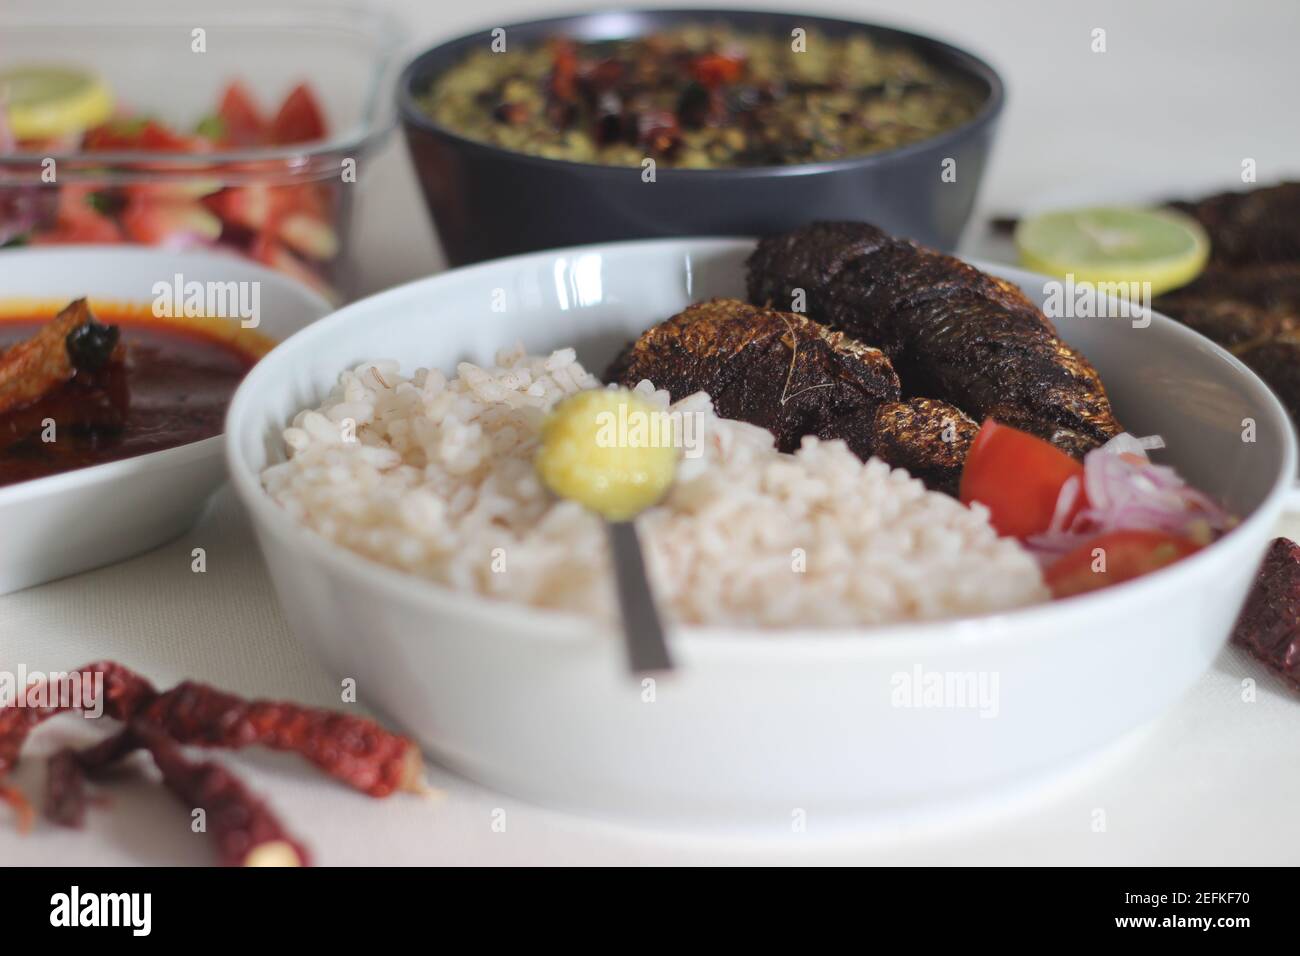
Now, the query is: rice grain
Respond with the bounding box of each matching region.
[262,349,1046,628]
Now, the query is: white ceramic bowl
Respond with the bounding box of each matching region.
[227,238,1295,826]
[0,247,330,595]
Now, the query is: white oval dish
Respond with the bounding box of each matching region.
[226,238,1295,826]
[0,246,330,595]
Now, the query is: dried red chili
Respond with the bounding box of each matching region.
[690,52,745,88]
[0,788,32,830]
[45,723,310,866]
[44,724,139,828]
[134,680,423,797]
[140,724,310,866]
[1,661,426,863]
[0,661,157,830]
[139,723,314,866]
[43,747,88,828]
[549,38,579,102]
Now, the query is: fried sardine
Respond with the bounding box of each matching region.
[745,221,1122,456]
[605,298,977,492]
[1154,183,1300,423]
[1168,182,1300,269]
[606,298,900,458]
[869,398,978,496]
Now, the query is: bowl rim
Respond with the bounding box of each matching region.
[396,7,1006,179]
[0,0,404,171]
[225,235,1298,654]
[0,244,333,507]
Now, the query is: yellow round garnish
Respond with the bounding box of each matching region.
[1,66,114,140]
[536,388,679,522]
[1015,206,1210,297]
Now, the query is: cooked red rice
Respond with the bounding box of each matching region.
[261,345,1046,628]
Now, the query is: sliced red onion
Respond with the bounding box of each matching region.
[1025,432,1234,563]
[1099,432,1154,459]
[1045,474,1082,535]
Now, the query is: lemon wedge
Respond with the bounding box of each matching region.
[1015,206,1210,296]
[1,66,114,140]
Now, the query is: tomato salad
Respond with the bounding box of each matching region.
[1,77,341,301]
[959,420,1235,598]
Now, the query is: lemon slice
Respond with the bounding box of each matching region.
[1015,206,1210,296]
[0,66,114,140]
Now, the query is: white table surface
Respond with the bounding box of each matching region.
[5,0,1300,866]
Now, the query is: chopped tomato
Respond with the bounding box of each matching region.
[217,82,267,147]
[81,121,138,151]
[250,234,336,302]
[32,186,123,244]
[1045,530,1202,598]
[269,84,327,145]
[83,119,203,153]
[35,199,122,244]
[139,121,203,152]
[208,181,324,226]
[691,53,745,87]
[206,184,287,231]
[34,217,122,244]
[959,419,1085,538]
[120,196,221,245]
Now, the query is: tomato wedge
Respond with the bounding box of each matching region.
[269,84,327,145]
[1045,530,1201,598]
[83,119,202,153]
[217,81,267,147]
[959,419,1084,538]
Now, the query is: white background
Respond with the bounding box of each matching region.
[4,0,1300,865]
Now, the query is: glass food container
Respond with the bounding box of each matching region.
[0,0,402,302]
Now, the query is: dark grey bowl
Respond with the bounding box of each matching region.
[398,9,1005,266]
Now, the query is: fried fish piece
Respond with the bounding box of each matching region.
[746,221,1123,457]
[0,299,92,416]
[1234,334,1300,424]
[1231,536,1300,690]
[869,398,978,496]
[0,298,121,416]
[605,298,901,460]
[1153,262,1300,348]
[1168,181,1300,268]
[1151,185,1300,425]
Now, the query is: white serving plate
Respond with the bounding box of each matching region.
[0,247,330,595]
[226,238,1295,826]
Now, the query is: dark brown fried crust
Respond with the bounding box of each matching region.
[745,221,1122,457]
[869,398,978,496]
[0,298,90,416]
[1153,262,1300,348]
[1231,537,1300,689]
[1235,336,1300,423]
[605,298,900,460]
[1169,182,1300,269]
[1153,183,1300,425]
